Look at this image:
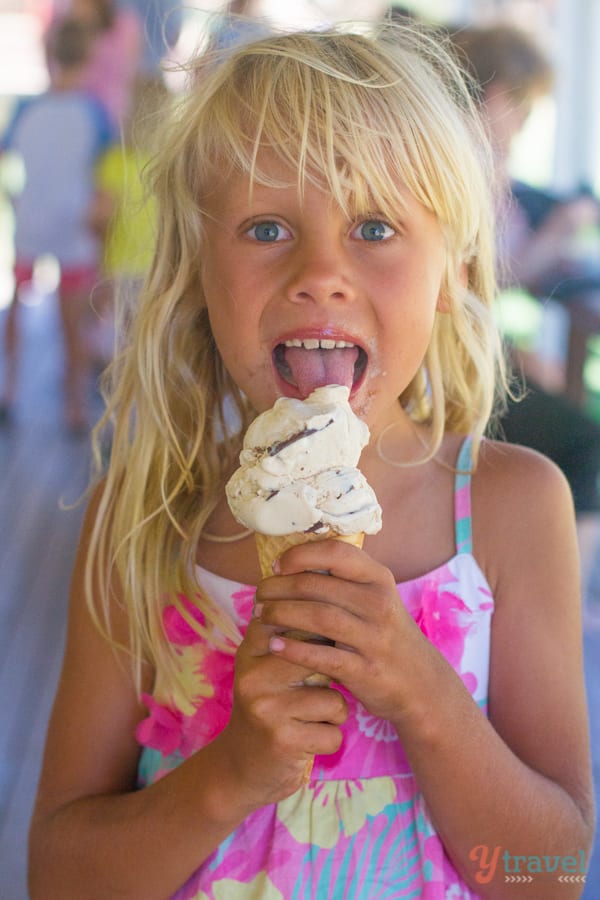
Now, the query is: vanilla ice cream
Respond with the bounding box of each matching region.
[225,385,382,537]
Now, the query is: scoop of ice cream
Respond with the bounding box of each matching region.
[226,385,382,536]
[238,385,369,477]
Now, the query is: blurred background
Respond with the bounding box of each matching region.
[0,1,599,897]
[3,1,600,412]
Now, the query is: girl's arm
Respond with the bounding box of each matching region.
[29,493,346,900]
[28,494,248,899]
[395,443,595,898]
[260,442,594,899]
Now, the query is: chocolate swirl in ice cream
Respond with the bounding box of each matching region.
[225,385,381,537]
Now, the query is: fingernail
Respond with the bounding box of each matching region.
[272,558,281,574]
[253,602,263,618]
[270,636,286,652]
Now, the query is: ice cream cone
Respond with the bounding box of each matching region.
[255,529,364,579]
[226,387,381,787]
[255,529,364,784]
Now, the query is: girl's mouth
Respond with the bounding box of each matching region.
[273,338,368,398]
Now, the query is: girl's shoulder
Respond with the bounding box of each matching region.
[471,438,577,598]
[474,437,572,510]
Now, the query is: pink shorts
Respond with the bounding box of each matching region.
[14,261,98,294]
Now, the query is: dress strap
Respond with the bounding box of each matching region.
[454,436,474,555]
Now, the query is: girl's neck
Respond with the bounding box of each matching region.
[361,410,432,475]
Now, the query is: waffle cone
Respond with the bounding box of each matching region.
[255,529,364,785]
[255,529,364,579]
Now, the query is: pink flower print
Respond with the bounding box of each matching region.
[356,704,398,743]
[181,692,232,756]
[198,645,235,695]
[136,693,184,755]
[171,804,292,898]
[137,650,236,759]
[315,688,411,779]
[414,580,473,670]
[461,671,478,694]
[178,647,237,754]
[163,594,206,646]
[278,776,397,848]
[232,585,257,633]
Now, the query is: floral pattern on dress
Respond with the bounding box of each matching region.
[276,776,397,848]
[412,579,473,670]
[355,705,399,743]
[163,594,207,646]
[137,586,256,754]
[180,873,285,900]
[137,547,491,898]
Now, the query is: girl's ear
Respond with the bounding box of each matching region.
[436,260,468,313]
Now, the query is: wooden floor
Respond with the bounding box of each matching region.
[0,293,599,898]
[0,294,94,898]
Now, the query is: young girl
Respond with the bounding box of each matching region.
[28,23,594,900]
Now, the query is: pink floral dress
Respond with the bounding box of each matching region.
[137,438,491,898]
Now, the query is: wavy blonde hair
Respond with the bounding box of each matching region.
[88,23,507,696]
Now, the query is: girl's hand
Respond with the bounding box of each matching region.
[216,613,349,805]
[255,539,435,727]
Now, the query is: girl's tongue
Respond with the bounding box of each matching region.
[283,345,359,397]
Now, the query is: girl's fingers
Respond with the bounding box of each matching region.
[240,622,354,701]
[268,633,362,686]
[294,719,345,758]
[254,541,410,653]
[237,626,315,683]
[259,596,367,648]
[257,540,399,620]
[257,570,401,635]
[274,538,377,583]
[288,684,348,726]
[238,663,348,726]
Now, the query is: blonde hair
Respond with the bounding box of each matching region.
[88,23,508,696]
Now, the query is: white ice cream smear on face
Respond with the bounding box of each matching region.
[226,385,382,535]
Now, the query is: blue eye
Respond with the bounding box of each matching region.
[357,220,395,242]
[249,222,285,242]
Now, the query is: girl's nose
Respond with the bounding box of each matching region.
[286,243,354,305]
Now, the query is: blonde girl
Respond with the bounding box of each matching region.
[29,22,593,900]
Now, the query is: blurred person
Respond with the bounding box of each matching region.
[0,18,113,433]
[451,22,600,593]
[48,0,143,128]
[88,77,168,367]
[451,22,600,298]
[119,0,184,80]
[207,0,270,54]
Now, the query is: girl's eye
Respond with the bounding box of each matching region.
[354,220,395,242]
[246,221,290,242]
